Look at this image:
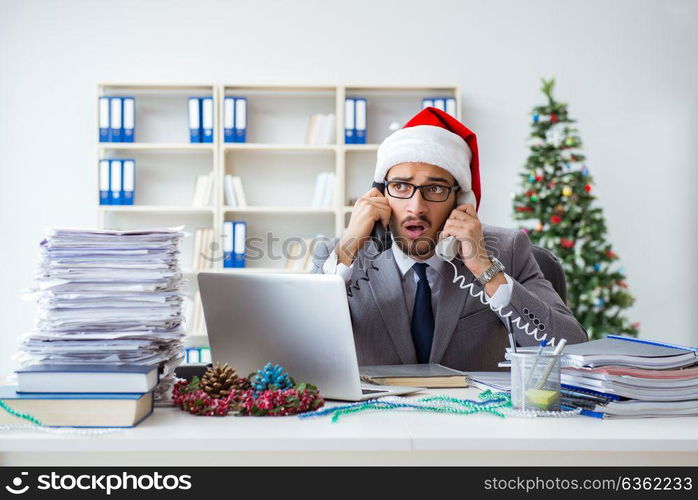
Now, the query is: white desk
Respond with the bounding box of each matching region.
[2,388,698,466]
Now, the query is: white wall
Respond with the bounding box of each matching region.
[1,0,696,376]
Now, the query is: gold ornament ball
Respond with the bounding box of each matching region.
[562,186,572,197]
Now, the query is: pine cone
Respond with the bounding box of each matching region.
[201,362,240,399]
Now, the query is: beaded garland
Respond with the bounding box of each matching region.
[300,390,581,422]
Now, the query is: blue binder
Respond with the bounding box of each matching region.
[445,97,456,117]
[109,97,123,142]
[109,159,123,205]
[223,96,235,143]
[188,97,201,143]
[223,221,234,268]
[99,97,110,142]
[201,96,214,143]
[344,98,355,144]
[99,160,110,205]
[234,97,247,142]
[232,221,246,267]
[122,97,135,142]
[121,159,135,205]
[433,97,445,112]
[354,98,366,144]
[422,98,434,110]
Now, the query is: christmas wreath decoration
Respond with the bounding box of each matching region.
[172,362,324,417]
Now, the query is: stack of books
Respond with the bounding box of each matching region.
[0,364,158,427]
[223,174,247,207]
[184,290,206,336]
[284,235,328,272]
[305,113,336,145]
[15,228,186,405]
[559,336,698,418]
[311,172,335,208]
[190,227,215,271]
[191,172,214,207]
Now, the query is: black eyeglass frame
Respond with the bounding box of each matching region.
[379,180,461,202]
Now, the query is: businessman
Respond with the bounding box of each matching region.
[312,107,587,371]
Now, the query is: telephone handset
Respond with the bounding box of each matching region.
[370,181,392,253]
[345,182,391,297]
[435,236,460,261]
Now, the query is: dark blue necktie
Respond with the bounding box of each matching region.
[411,263,434,364]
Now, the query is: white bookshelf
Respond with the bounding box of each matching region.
[97,83,460,340]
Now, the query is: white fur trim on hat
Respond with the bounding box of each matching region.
[375,125,475,206]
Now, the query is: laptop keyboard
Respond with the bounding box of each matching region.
[361,388,385,395]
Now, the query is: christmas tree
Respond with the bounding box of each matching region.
[512,78,639,340]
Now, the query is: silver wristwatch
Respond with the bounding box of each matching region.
[475,257,505,286]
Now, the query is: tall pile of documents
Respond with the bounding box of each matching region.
[560,336,698,418]
[16,227,186,400]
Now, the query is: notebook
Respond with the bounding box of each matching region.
[466,371,511,392]
[359,363,469,388]
[561,337,698,369]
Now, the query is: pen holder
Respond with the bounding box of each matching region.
[509,352,561,411]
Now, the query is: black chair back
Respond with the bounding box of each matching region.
[531,245,568,304]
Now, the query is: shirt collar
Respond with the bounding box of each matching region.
[390,233,446,278]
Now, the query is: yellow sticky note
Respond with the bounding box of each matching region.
[525,389,558,410]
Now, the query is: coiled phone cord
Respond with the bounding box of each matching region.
[444,259,557,347]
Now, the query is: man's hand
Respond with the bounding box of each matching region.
[337,187,391,266]
[440,203,506,295]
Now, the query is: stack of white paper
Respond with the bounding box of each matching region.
[16,227,186,400]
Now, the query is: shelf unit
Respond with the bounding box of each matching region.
[97,83,460,341]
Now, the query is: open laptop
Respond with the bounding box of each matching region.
[197,271,422,401]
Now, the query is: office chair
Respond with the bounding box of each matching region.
[531,245,568,304]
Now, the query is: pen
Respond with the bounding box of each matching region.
[561,404,605,419]
[561,389,609,404]
[506,316,517,353]
[535,338,567,390]
[525,339,547,387]
[560,396,597,410]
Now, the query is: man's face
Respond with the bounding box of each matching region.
[385,162,458,259]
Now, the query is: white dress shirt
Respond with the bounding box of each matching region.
[321,240,513,314]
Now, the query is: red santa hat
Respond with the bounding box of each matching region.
[374,107,481,211]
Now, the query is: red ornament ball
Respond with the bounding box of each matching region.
[584,184,592,192]
[550,114,558,123]
[560,238,575,249]
[605,249,617,259]
[535,175,543,182]
[550,215,562,224]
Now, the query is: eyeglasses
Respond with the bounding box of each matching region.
[381,180,461,202]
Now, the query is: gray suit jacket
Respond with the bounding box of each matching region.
[311,224,588,371]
